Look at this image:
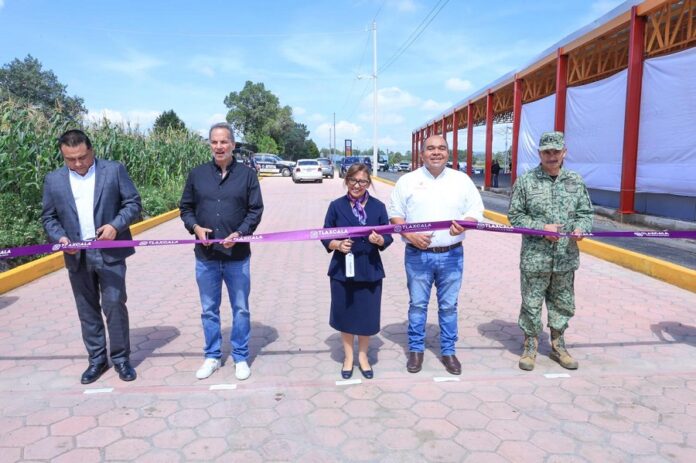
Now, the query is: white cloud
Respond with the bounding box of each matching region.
[422,99,452,112]
[293,106,306,116]
[313,120,362,143]
[100,51,164,78]
[445,77,473,92]
[365,86,420,110]
[206,113,228,126]
[86,108,160,129]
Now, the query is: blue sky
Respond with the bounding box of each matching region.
[0,0,626,154]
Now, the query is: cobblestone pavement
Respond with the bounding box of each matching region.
[1,176,695,462]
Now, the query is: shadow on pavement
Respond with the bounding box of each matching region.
[130,325,181,368]
[0,296,18,311]
[381,320,443,357]
[324,331,385,366]
[221,321,279,366]
[650,321,696,347]
[477,319,550,355]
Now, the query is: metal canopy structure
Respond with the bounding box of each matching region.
[411,0,696,215]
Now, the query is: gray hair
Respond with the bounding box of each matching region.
[208,122,235,142]
[420,134,449,153]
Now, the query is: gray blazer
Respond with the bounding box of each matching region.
[41,159,142,271]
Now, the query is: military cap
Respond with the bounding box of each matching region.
[538,131,565,150]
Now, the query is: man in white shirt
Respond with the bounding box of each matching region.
[388,134,484,375]
[42,130,142,384]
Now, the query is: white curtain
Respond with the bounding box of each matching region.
[517,94,555,176]
[637,47,696,196]
[565,70,627,191]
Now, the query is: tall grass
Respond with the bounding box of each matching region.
[0,100,210,268]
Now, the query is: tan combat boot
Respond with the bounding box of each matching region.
[518,336,538,371]
[550,329,579,369]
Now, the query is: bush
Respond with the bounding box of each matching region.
[0,100,210,270]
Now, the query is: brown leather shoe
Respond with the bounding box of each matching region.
[406,351,424,373]
[441,354,461,375]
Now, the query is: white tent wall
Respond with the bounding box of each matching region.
[517,94,556,177]
[564,70,628,192]
[637,46,696,197]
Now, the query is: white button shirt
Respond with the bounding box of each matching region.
[69,163,97,240]
[388,166,484,247]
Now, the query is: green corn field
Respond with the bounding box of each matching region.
[0,100,211,268]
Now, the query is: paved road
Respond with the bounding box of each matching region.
[1,176,695,462]
[377,171,696,270]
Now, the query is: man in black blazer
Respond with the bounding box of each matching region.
[41,129,142,384]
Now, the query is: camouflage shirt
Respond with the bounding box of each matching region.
[508,165,593,272]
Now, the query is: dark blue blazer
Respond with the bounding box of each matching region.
[322,196,393,282]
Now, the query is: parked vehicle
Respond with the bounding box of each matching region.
[253,153,296,177]
[398,162,411,172]
[316,157,335,178]
[292,159,323,183]
[339,156,372,178]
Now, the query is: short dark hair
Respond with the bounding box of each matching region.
[344,163,373,187]
[58,129,92,150]
[209,122,235,142]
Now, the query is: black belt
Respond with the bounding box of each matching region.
[407,243,461,253]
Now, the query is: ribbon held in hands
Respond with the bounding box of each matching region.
[2,220,695,259]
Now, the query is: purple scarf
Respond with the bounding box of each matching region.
[347,191,369,225]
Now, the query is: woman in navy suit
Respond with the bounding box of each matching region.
[322,163,393,379]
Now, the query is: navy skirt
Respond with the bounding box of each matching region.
[329,278,382,336]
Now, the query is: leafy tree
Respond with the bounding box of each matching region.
[283,123,310,161]
[255,134,279,154]
[224,81,282,143]
[0,54,86,120]
[153,109,186,133]
[305,139,319,158]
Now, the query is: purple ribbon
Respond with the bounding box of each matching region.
[2,221,695,259]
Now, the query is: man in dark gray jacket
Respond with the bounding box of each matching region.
[41,129,142,384]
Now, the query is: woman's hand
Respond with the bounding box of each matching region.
[332,239,353,254]
[368,230,385,247]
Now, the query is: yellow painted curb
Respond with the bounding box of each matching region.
[0,209,181,295]
[373,176,396,187]
[483,210,696,293]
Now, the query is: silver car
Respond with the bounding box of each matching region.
[316,157,334,178]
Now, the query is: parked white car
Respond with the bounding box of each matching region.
[292,159,323,183]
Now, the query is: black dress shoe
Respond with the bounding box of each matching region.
[81,363,109,384]
[441,354,462,375]
[114,360,137,381]
[341,366,353,380]
[359,365,374,379]
[407,351,424,373]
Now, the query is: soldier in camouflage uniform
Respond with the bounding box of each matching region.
[507,131,593,371]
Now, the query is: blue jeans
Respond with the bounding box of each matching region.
[195,257,251,362]
[405,245,463,355]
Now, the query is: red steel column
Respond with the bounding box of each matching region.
[555,49,568,132]
[452,111,459,170]
[511,78,523,185]
[466,103,474,176]
[485,92,494,188]
[441,115,447,136]
[619,6,646,214]
[411,132,416,170]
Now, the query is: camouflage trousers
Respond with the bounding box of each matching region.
[518,271,576,337]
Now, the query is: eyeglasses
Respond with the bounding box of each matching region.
[346,178,369,187]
